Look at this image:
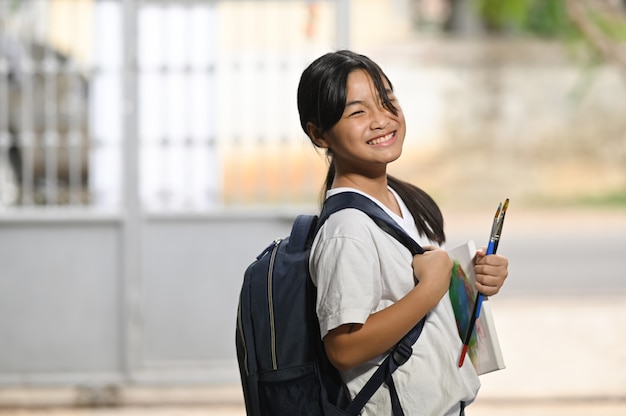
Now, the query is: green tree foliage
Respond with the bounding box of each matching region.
[473,0,626,80]
[474,0,576,37]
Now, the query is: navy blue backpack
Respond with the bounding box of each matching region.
[236,192,426,416]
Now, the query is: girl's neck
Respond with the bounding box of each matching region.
[331,174,402,217]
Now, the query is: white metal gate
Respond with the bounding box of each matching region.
[0,0,348,387]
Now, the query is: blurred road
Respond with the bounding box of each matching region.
[1,207,625,415]
[444,206,626,294]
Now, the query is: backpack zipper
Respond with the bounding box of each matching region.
[267,238,281,370]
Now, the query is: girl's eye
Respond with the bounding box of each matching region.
[349,110,364,117]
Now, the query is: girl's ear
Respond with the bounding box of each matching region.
[306,122,330,149]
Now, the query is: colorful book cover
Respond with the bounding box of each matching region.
[448,240,505,375]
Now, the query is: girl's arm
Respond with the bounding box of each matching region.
[323,247,453,372]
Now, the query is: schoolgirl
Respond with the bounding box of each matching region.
[298,50,509,415]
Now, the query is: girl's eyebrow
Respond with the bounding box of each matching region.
[345,99,363,108]
[345,89,394,108]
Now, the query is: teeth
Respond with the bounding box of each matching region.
[368,132,394,145]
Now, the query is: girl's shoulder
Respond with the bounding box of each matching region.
[320,208,379,236]
[316,208,401,249]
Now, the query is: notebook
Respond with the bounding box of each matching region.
[448,240,506,375]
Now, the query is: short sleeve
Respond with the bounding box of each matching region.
[309,216,382,338]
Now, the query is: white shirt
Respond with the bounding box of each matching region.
[309,187,480,415]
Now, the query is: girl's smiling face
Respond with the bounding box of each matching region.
[313,69,406,179]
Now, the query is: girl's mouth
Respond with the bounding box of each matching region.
[367,132,395,145]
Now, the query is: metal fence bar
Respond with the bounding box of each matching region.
[0,38,11,204]
[65,62,85,206]
[335,0,350,49]
[120,0,142,382]
[18,45,35,206]
[43,46,58,205]
[90,0,124,210]
[58,1,87,207]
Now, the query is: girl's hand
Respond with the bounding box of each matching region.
[412,246,453,300]
[325,247,453,372]
[474,248,509,296]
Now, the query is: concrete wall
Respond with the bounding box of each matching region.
[364,39,626,205]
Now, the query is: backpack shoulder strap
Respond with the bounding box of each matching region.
[319,191,425,255]
[345,317,426,416]
[286,214,318,253]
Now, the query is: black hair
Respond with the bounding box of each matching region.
[297,50,445,244]
[297,50,398,134]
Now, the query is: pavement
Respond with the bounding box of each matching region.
[0,384,626,415]
[1,293,626,415]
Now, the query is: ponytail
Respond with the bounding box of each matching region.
[388,175,445,244]
[317,156,335,207]
[323,159,335,192]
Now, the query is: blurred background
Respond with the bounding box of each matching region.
[0,0,625,415]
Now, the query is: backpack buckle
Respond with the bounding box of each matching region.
[392,342,412,366]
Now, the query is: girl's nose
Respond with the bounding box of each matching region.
[370,108,390,129]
